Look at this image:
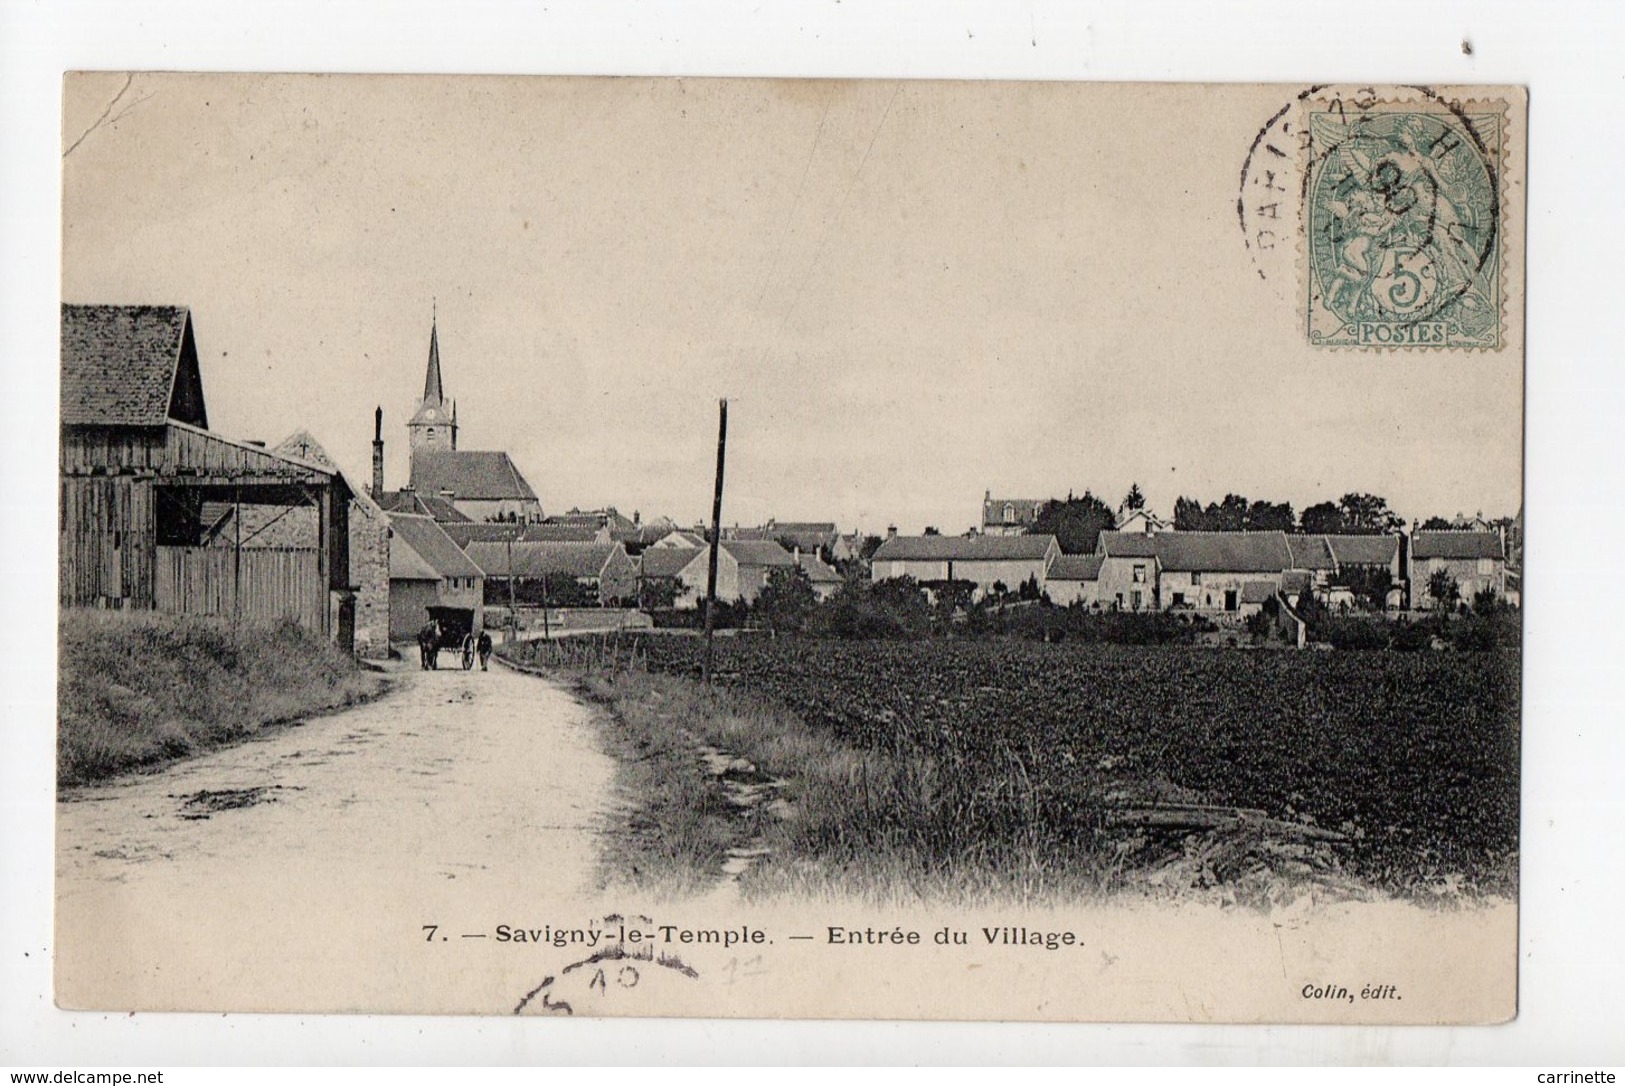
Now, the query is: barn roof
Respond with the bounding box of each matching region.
[981,497,1046,528]
[873,534,1058,562]
[1324,534,1400,566]
[410,449,538,502]
[1413,531,1503,560]
[389,514,484,581]
[1285,534,1338,571]
[1047,553,1104,581]
[61,304,208,428]
[274,429,384,521]
[1097,531,1160,558]
[639,545,703,579]
[1152,531,1294,573]
[466,541,622,580]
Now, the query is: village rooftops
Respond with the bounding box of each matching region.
[872,534,1059,562]
[440,523,600,548]
[376,489,471,523]
[718,539,797,567]
[61,303,208,428]
[1046,553,1105,581]
[1284,534,1338,571]
[639,545,703,579]
[1412,531,1504,560]
[796,550,844,584]
[1100,530,1294,573]
[465,541,625,580]
[389,513,484,582]
[1324,534,1401,566]
[410,448,538,502]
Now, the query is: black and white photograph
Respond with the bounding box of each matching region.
[49,73,1527,1024]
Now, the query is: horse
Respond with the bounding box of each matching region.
[417,619,441,670]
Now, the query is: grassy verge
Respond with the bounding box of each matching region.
[501,640,1373,907]
[58,608,388,788]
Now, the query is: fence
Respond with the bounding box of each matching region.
[153,545,325,632]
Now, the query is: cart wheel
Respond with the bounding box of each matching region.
[462,636,476,670]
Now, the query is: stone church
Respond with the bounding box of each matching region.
[375,316,543,524]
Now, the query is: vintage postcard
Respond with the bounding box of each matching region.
[56,75,1525,1023]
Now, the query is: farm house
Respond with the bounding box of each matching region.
[386,513,485,641]
[59,304,355,646]
[870,533,1061,600]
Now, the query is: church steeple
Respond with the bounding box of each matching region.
[407,305,457,452]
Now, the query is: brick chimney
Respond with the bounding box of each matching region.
[371,406,385,497]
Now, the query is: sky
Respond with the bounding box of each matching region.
[61,74,1525,534]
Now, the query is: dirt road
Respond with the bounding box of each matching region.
[55,657,617,1013]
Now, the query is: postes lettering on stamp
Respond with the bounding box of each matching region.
[1304,98,1504,350]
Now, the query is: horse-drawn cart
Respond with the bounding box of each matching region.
[416,606,481,670]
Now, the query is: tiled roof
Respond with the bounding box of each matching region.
[410,449,538,502]
[1097,531,1160,558]
[389,514,484,580]
[796,551,844,584]
[273,429,384,521]
[1240,581,1279,604]
[466,541,621,580]
[872,534,1058,562]
[1281,569,1313,595]
[1413,531,1503,560]
[1285,535,1337,571]
[1153,531,1294,573]
[1047,554,1104,581]
[720,540,797,567]
[376,489,471,523]
[640,545,704,579]
[61,304,205,427]
[1324,534,1400,566]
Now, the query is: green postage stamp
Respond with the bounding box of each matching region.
[1304,96,1506,350]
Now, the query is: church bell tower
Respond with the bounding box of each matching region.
[407,308,457,453]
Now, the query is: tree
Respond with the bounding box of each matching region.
[1174,496,1208,531]
[1246,499,1296,532]
[1337,492,1404,534]
[858,535,885,561]
[1420,516,1454,530]
[922,526,941,536]
[1028,491,1116,554]
[1300,501,1344,534]
[756,565,817,632]
[1427,569,1461,612]
[1122,483,1146,512]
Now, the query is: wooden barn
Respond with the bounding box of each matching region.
[59,304,355,647]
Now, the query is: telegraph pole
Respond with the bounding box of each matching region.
[703,398,728,683]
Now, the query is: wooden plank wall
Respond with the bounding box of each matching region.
[153,546,324,632]
[59,476,154,607]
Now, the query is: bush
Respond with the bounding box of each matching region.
[1318,617,1391,651]
[58,609,384,786]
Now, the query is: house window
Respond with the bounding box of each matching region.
[1114,592,1124,608]
[1132,564,1146,584]
[1224,589,1239,612]
[1003,503,1016,524]
[1172,592,1185,607]
[1191,571,1202,585]
[1131,590,1142,611]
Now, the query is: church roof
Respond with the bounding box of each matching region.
[410,449,539,502]
[61,304,208,428]
[408,320,454,427]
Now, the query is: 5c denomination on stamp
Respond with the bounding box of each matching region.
[1303,94,1506,350]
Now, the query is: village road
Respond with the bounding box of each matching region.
[54,656,617,1012]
